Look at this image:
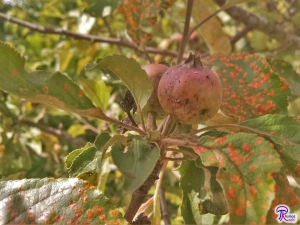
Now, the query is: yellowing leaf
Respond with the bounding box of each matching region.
[190,0,231,54]
[57,49,73,73]
[68,124,86,137]
[25,101,32,111]
[80,78,110,111]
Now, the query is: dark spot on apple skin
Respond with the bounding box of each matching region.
[206,75,209,79]
[200,109,208,115]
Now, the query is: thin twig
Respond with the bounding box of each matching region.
[20,119,87,147]
[103,115,147,136]
[103,16,123,54]
[73,113,100,134]
[157,117,168,132]
[143,45,153,64]
[124,161,162,223]
[177,0,194,64]
[162,157,185,161]
[159,187,171,225]
[161,115,171,138]
[0,12,180,58]
[190,123,257,135]
[213,0,300,49]
[189,8,222,36]
[230,26,252,45]
[166,147,198,159]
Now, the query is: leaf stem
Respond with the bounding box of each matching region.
[138,106,147,132]
[161,115,171,137]
[102,115,148,136]
[153,152,172,224]
[191,123,259,135]
[177,0,194,64]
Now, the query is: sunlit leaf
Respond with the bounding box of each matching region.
[111,136,160,192]
[68,124,86,137]
[194,133,282,224]
[0,178,124,224]
[80,78,110,111]
[204,53,290,121]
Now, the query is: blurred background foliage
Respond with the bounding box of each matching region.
[0,0,300,223]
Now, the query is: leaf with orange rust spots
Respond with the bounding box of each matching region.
[0,178,124,224]
[267,58,300,98]
[266,170,300,224]
[177,158,215,224]
[196,133,282,224]
[204,53,290,121]
[0,41,107,121]
[118,0,176,46]
[241,114,300,183]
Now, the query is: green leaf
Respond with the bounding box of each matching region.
[195,133,282,224]
[0,178,124,224]
[111,137,160,192]
[240,114,300,179]
[118,0,176,46]
[86,54,153,118]
[0,99,17,121]
[204,53,290,121]
[267,58,300,98]
[94,132,112,151]
[266,170,300,224]
[0,41,106,120]
[65,133,126,185]
[80,78,110,111]
[67,146,98,177]
[65,147,88,169]
[177,159,215,225]
[0,133,32,176]
[82,0,119,17]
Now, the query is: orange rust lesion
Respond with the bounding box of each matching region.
[43,86,49,93]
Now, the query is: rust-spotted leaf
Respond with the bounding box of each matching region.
[0,41,106,120]
[204,53,290,121]
[0,178,124,224]
[195,133,282,224]
[241,114,300,181]
[266,170,300,223]
[267,58,300,98]
[119,0,176,46]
